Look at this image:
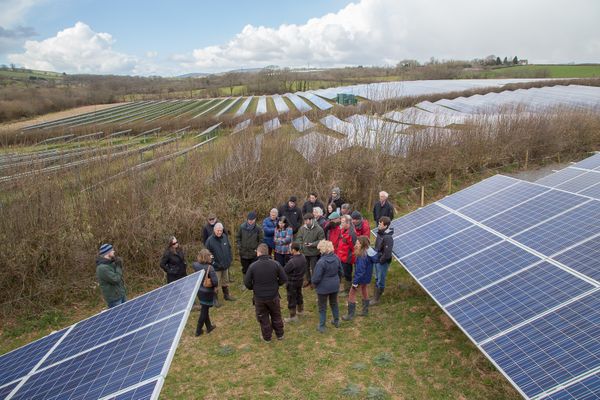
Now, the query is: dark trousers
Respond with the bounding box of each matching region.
[241,257,256,275]
[254,296,284,341]
[286,282,304,309]
[274,253,290,267]
[341,262,353,282]
[317,292,340,327]
[167,273,186,284]
[305,255,320,282]
[196,304,212,333]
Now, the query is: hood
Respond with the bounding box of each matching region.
[331,187,341,200]
[321,252,339,264]
[96,255,112,266]
[378,227,394,236]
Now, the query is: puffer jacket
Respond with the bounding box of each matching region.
[96,256,127,303]
[262,216,278,248]
[374,227,394,265]
[311,252,343,295]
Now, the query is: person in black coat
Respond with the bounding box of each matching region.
[283,243,307,322]
[327,187,345,214]
[373,191,395,224]
[301,192,325,216]
[371,216,395,306]
[193,249,219,336]
[244,244,288,342]
[278,196,302,234]
[160,236,187,284]
[205,223,235,305]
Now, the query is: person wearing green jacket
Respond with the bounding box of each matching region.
[95,243,127,308]
[296,213,325,286]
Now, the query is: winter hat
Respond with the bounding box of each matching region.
[351,211,362,220]
[289,196,297,203]
[99,243,113,256]
[247,211,257,220]
[328,211,341,220]
[331,187,341,199]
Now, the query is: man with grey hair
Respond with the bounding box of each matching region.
[373,191,394,224]
[262,208,279,256]
[205,222,235,306]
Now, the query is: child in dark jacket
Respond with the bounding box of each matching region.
[283,243,307,322]
[193,249,219,336]
[343,236,377,321]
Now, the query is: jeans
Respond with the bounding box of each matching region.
[107,296,126,308]
[317,292,339,327]
[374,262,390,289]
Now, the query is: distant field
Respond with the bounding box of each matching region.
[0,68,64,80]
[469,64,600,79]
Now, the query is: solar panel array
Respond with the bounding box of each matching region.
[385,154,600,399]
[0,272,203,400]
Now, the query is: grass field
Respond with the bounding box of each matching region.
[0,257,520,400]
[0,68,64,81]
[467,64,600,79]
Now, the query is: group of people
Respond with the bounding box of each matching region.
[95,188,396,341]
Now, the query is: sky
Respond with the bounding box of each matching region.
[0,0,599,76]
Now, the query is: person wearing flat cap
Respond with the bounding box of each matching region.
[95,243,127,308]
[236,211,264,277]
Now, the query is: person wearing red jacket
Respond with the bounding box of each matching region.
[326,212,342,251]
[336,214,357,296]
[351,211,371,238]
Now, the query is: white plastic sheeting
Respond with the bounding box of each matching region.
[283,93,312,113]
[297,92,333,110]
[291,116,315,132]
[272,95,290,114]
[319,115,355,136]
[263,118,281,133]
[234,97,253,117]
[256,96,267,115]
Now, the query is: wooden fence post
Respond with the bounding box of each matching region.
[420,186,425,207]
[524,149,529,170]
[448,173,452,194]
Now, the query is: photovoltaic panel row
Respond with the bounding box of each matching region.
[544,372,600,399]
[385,163,599,398]
[571,153,600,170]
[0,271,203,400]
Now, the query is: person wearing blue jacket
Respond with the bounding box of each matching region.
[311,240,343,333]
[262,208,278,256]
[343,236,377,321]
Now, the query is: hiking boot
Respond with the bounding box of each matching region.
[207,325,217,334]
[223,286,236,301]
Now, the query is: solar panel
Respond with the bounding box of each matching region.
[580,182,600,199]
[555,171,600,193]
[383,153,600,399]
[571,153,600,170]
[0,271,203,400]
[544,372,600,400]
[536,168,587,187]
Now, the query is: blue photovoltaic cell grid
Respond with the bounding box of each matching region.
[545,372,600,400]
[420,241,542,306]
[447,262,594,342]
[580,182,600,199]
[400,225,501,279]
[0,382,18,399]
[556,171,600,193]
[553,236,600,282]
[482,291,600,398]
[572,153,600,170]
[0,328,66,387]
[438,175,517,210]
[389,203,448,234]
[13,313,182,400]
[459,182,549,222]
[393,213,472,257]
[514,200,600,256]
[109,380,158,400]
[536,168,586,187]
[482,190,588,237]
[42,273,199,367]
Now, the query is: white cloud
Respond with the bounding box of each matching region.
[0,0,43,27]
[8,22,138,73]
[182,0,600,71]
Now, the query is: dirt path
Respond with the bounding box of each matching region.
[0,103,127,133]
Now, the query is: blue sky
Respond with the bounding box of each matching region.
[1,0,599,76]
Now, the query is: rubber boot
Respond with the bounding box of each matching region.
[370,288,382,306]
[223,286,236,301]
[360,299,369,316]
[213,292,222,308]
[331,302,340,327]
[297,303,304,315]
[342,302,356,321]
[317,309,326,333]
[284,307,298,323]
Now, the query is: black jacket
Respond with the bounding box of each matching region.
[159,248,187,277]
[202,221,227,245]
[236,222,264,259]
[278,203,302,233]
[301,199,325,215]
[244,255,288,300]
[205,233,233,270]
[192,262,219,303]
[374,227,394,265]
[327,196,345,212]
[284,253,307,284]
[373,200,395,223]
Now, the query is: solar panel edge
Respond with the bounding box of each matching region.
[96,377,160,400]
[391,252,533,400]
[534,368,600,400]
